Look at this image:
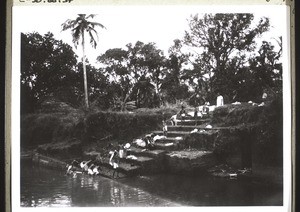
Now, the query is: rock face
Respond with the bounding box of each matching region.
[165,151,216,174]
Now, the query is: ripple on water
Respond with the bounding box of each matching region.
[21,164,282,207]
[21,164,180,207]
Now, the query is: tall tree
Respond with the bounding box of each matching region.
[184,13,270,101]
[161,39,190,104]
[97,41,166,109]
[21,32,78,113]
[97,47,135,110]
[75,62,109,109]
[248,38,282,99]
[62,14,105,109]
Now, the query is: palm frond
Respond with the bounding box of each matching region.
[62,14,105,49]
[86,14,96,19]
[89,21,106,29]
[88,27,99,39]
[72,27,82,48]
[61,20,78,31]
[88,30,97,48]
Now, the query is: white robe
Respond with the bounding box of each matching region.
[216,95,224,107]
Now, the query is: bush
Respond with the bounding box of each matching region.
[21,110,84,149]
[21,113,61,148]
[211,103,263,126]
[85,111,166,143]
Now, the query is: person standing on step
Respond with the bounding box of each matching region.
[216,93,224,107]
[110,150,120,178]
[203,102,210,114]
[118,143,125,160]
[194,106,199,117]
[162,120,168,136]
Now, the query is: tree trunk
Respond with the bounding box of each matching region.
[82,33,89,109]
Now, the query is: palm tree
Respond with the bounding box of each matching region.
[62,14,105,109]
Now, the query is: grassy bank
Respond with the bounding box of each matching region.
[21,104,178,158]
[21,98,282,169]
[212,98,283,167]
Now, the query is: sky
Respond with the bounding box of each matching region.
[14,5,288,67]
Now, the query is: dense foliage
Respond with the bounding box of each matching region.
[21,107,175,149]
[21,13,282,113]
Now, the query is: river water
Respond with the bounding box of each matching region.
[21,163,283,207]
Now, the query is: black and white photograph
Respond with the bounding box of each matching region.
[11,3,292,211]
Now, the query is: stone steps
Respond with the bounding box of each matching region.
[177,116,210,120]
[128,146,166,158]
[176,119,210,126]
[97,165,127,178]
[164,150,217,173]
[120,155,154,166]
[153,128,221,138]
[154,137,184,143]
[106,114,218,175]
[152,130,191,137]
[100,160,141,176]
[154,141,181,151]
[167,125,212,132]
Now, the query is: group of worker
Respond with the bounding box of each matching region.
[66,160,101,177]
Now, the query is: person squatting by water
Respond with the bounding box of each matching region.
[66,159,101,177]
[144,133,156,150]
[66,160,81,177]
[87,164,101,175]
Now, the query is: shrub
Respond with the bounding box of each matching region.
[85,111,165,143]
[21,113,61,148]
[21,110,84,149]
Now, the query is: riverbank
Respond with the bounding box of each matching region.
[21,98,283,186]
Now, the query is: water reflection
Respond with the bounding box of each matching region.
[21,163,282,207]
[119,174,282,206]
[21,164,179,207]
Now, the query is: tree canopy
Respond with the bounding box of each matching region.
[182,13,279,103]
[21,32,78,113]
[21,13,282,114]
